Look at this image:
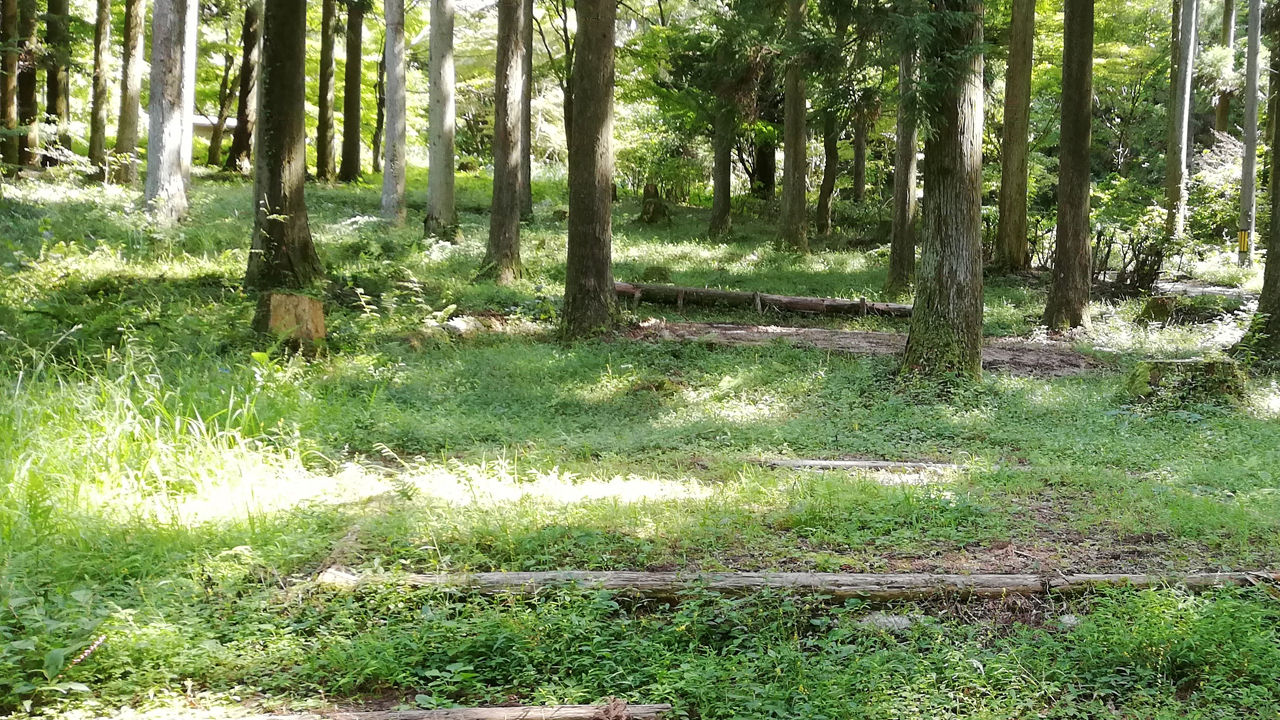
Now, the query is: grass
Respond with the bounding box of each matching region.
[3,171,1280,717]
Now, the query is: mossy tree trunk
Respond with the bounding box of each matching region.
[901,0,985,377]
[0,0,17,171]
[885,46,918,297]
[708,103,735,237]
[339,0,366,182]
[779,0,808,252]
[483,0,526,284]
[994,0,1034,271]
[223,0,260,172]
[425,0,457,236]
[381,0,407,224]
[15,0,36,167]
[316,0,338,180]
[562,0,616,337]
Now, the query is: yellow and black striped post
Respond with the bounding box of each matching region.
[1239,229,1253,267]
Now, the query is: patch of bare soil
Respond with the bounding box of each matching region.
[631,321,1102,377]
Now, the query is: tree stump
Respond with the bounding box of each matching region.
[638,183,669,224]
[1137,295,1178,324]
[255,292,326,344]
[1124,359,1245,402]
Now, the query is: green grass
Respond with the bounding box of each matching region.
[3,173,1280,717]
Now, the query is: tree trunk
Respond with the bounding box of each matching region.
[1238,19,1280,361]
[483,0,526,284]
[562,0,616,337]
[778,0,808,252]
[245,0,324,326]
[425,0,457,236]
[994,0,1035,270]
[0,0,16,172]
[339,0,366,182]
[520,0,534,220]
[86,0,111,179]
[206,46,236,167]
[851,120,866,202]
[371,45,385,173]
[1237,0,1261,266]
[43,0,70,164]
[179,0,196,179]
[1042,0,1095,330]
[901,0,984,377]
[381,0,407,224]
[316,0,338,180]
[15,0,35,167]
[1216,0,1235,133]
[112,0,146,182]
[753,140,776,200]
[885,47,919,297]
[223,0,261,173]
[1163,0,1199,256]
[146,0,196,223]
[708,104,735,237]
[815,111,839,235]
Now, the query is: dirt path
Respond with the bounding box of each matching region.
[633,321,1103,377]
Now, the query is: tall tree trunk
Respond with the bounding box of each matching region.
[316,0,338,179]
[1163,0,1199,258]
[146,0,196,223]
[779,0,808,252]
[562,0,616,337]
[223,0,261,172]
[1042,0,1095,330]
[815,111,839,235]
[339,0,366,182]
[885,46,919,297]
[708,103,735,237]
[1237,18,1280,361]
[381,0,407,224]
[245,0,324,326]
[1237,0,1260,266]
[851,120,867,202]
[483,0,526,284]
[0,0,16,171]
[520,0,534,220]
[206,49,236,168]
[15,0,35,166]
[425,0,457,236]
[87,0,111,179]
[372,46,385,172]
[1216,0,1235,133]
[901,0,984,377]
[179,0,197,178]
[753,140,776,200]
[113,0,146,182]
[994,0,1035,270]
[43,0,70,164]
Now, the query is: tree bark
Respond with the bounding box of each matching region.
[223,0,261,173]
[561,0,616,337]
[0,0,16,171]
[15,0,35,166]
[815,111,839,235]
[43,0,70,164]
[994,0,1035,270]
[778,0,808,252]
[206,47,237,168]
[1216,0,1235,133]
[1237,0,1261,266]
[146,0,196,223]
[425,0,457,236]
[1163,0,1199,254]
[86,0,111,179]
[317,0,338,180]
[245,0,324,325]
[381,0,407,224]
[179,0,196,179]
[901,0,985,377]
[851,120,866,202]
[339,0,366,182]
[483,0,526,284]
[114,0,145,181]
[1042,0,1095,330]
[520,0,534,220]
[885,47,919,297]
[371,44,385,173]
[753,140,776,200]
[1239,19,1280,361]
[708,104,735,237]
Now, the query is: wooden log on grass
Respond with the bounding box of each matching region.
[614,282,913,317]
[248,703,672,720]
[316,568,1280,601]
[760,458,959,472]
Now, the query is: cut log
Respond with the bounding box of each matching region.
[237,704,672,720]
[760,458,958,472]
[637,183,669,224]
[1124,358,1246,401]
[259,292,326,342]
[316,568,1280,602]
[615,282,912,317]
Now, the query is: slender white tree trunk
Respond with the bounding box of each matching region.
[425,0,457,236]
[146,0,195,223]
[381,0,407,224]
[1238,0,1261,266]
[1163,0,1199,248]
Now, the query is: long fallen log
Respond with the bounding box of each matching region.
[316,568,1280,601]
[760,458,959,472]
[245,704,671,720]
[614,282,913,317]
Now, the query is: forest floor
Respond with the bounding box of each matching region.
[3,168,1280,719]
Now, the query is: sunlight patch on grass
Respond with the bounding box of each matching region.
[395,459,714,506]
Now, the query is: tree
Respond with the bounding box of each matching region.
[778,0,808,252]
[425,0,457,236]
[15,0,35,166]
[1216,0,1235,132]
[482,0,526,284]
[87,0,112,180]
[317,0,338,180]
[381,0,407,224]
[43,0,71,163]
[900,0,984,376]
[245,0,324,329]
[708,102,735,237]
[1237,0,1260,266]
[147,0,197,223]
[562,0,617,337]
[340,0,367,182]
[223,0,261,172]
[204,20,239,168]
[1162,0,1199,259]
[993,0,1034,270]
[372,42,386,172]
[520,0,534,220]
[0,0,16,171]
[113,0,147,182]
[885,44,918,297]
[814,8,851,237]
[1042,0,1095,330]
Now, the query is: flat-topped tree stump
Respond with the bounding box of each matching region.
[255,292,326,344]
[1124,358,1245,402]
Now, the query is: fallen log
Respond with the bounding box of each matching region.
[614,282,912,317]
[760,458,959,472]
[316,568,1280,602]
[245,704,671,720]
